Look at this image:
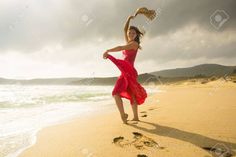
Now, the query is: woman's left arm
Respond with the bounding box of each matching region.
[103,42,138,59]
[108,42,138,52]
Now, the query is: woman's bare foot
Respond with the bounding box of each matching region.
[121,113,128,124]
[131,117,140,121]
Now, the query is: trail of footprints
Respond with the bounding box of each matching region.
[113,107,163,157]
[112,132,163,149]
[140,107,158,118]
[113,107,235,157]
[139,108,234,157]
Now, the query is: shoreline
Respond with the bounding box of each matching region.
[1,85,162,157]
[7,102,117,157]
[18,80,236,157]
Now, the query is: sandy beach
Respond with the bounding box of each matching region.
[18,79,236,157]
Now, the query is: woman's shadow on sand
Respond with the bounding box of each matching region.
[128,120,236,156]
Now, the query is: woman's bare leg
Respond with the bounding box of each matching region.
[113,94,128,124]
[131,94,139,121]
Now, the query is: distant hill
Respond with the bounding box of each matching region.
[68,73,158,85]
[0,74,158,85]
[150,64,236,78]
[1,64,236,85]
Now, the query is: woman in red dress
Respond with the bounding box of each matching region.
[103,15,147,124]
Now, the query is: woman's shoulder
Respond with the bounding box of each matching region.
[127,41,139,51]
[128,40,139,46]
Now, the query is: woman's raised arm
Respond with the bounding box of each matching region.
[124,15,135,43]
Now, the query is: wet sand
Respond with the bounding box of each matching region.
[19,79,236,157]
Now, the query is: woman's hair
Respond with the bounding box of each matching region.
[129,25,144,50]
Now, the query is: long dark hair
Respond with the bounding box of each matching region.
[129,25,144,50]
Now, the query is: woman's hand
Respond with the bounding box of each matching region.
[128,15,135,20]
[103,51,109,59]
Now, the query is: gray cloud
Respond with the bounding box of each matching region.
[1,0,235,53]
[0,0,236,79]
[151,0,236,35]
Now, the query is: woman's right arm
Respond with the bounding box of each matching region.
[124,16,134,43]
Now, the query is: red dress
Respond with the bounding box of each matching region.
[107,49,147,105]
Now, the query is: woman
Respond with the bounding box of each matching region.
[103,15,147,124]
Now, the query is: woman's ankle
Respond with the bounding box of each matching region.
[132,116,139,120]
[121,113,128,117]
[121,114,128,124]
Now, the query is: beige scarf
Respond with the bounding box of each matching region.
[134,7,157,21]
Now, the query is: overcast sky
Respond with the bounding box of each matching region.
[0,0,235,79]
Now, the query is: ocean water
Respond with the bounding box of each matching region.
[0,84,161,157]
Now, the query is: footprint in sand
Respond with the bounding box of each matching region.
[113,136,124,143]
[132,132,165,150]
[137,154,148,157]
[112,136,130,147]
[140,111,147,118]
[202,147,233,157]
[112,132,164,151]
[140,108,158,117]
[139,108,157,117]
[148,107,158,111]
[141,114,147,117]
